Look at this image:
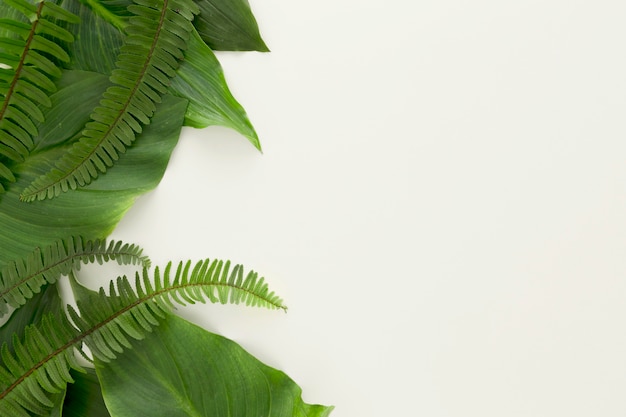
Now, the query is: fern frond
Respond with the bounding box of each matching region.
[20,0,199,201]
[0,313,82,416]
[0,258,284,416]
[0,0,78,193]
[0,236,150,316]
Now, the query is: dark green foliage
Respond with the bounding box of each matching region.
[194,0,269,51]
[0,256,285,416]
[21,0,200,201]
[0,0,332,414]
[0,0,78,192]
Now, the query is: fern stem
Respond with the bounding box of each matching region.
[0,276,284,402]
[0,1,45,121]
[0,247,145,303]
[21,0,171,200]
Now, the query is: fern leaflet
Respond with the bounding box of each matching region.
[0,236,150,316]
[20,0,199,201]
[0,0,78,193]
[0,258,284,416]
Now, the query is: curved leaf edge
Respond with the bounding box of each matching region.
[0,258,285,416]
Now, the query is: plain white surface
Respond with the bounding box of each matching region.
[108,1,626,416]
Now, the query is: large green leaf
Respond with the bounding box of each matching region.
[66,0,262,149]
[34,70,112,151]
[194,0,268,51]
[96,315,333,417]
[171,28,260,150]
[0,71,186,266]
[62,0,124,74]
[60,0,260,149]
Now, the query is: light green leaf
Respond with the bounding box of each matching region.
[171,28,260,150]
[96,315,333,417]
[194,0,268,51]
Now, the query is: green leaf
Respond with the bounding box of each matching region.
[62,0,124,74]
[0,236,150,315]
[62,368,111,417]
[21,0,200,201]
[171,28,260,150]
[0,284,63,355]
[0,80,186,266]
[47,389,67,417]
[34,70,111,151]
[0,284,68,416]
[0,258,285,415]
[0,0,79,191]
[96,315,333,417]
[194,0,268,51]
[69,259,285,362]
[60,0,261,150]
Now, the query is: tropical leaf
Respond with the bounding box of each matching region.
[0,258,284,416]
[97,315,333,417]
[20,0,199,201]
[0,236,150,316]
[0,70,186,267]
[0,0,78,192]
[62,0,125,74]
[171,27,260,149]
[194,0,269,51]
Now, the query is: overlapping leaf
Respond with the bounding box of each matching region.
[0,258,284,416]
[0,236,150,315]
[0,74,187,268]
[98,315,334,417]
[0,0,78,192]
[194,0,268,51]
[21,0,199,201]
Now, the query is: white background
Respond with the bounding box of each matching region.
[109,1,626,416]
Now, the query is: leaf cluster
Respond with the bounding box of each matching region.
[0,238,285,416]
[0,0,333,415]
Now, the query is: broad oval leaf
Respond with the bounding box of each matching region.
[96,315,334,417]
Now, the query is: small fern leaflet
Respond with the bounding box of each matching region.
[0,259,284,416]
[0,0,78,193]
[0,236,150,316]
[20,0,199,201]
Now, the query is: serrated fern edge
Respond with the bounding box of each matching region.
[0,236,150,316]
[0,0,78,193]
[0,258,285,416]
[19,0,199,202]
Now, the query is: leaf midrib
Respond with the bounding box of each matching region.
[0,279,283,402]
[0,1,45,124]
